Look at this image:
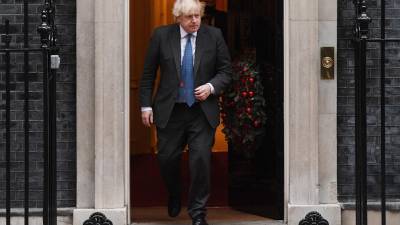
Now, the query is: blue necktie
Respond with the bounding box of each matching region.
[180,34,195,107]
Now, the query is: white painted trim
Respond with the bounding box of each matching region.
[75,0,341,223]
[76,0,95,209]
[124,0,131,224]
[283,0,289,222]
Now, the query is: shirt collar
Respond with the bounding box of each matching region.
[179,25,197,39]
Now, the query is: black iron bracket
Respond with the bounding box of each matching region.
[299,211,329,225]
[37,1,58,53]
[83,212,113,225]
[353,0,371,41]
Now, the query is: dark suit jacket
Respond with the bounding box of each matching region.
[139,24,232,129]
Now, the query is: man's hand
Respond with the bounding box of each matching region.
[194,84,211,101]
[141,110,153,127]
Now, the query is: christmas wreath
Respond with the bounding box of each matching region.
[220,50,267,155]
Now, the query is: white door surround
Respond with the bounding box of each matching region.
[74,0,341,225]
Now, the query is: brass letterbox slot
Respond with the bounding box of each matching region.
[321,47,334,80]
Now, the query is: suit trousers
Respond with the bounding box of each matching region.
[156,103,215,219]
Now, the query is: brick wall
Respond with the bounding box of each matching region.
[0,0,76,208]
[338,0,400,202]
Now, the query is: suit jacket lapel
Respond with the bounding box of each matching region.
[169,24,181,80]
[194,26,205,80]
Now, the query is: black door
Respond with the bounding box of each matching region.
[206,0,284,219]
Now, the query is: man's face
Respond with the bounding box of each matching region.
[177,11,201,33]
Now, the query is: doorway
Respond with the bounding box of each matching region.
[130,0,283,222]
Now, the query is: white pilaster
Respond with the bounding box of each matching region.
[285,0,341,224]
[76,0,95,209]
[75,0,128,224]
[286,0,319,205]
[318,0,338,204]
[94,16,125,210]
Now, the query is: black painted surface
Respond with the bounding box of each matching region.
[225,0,284,219]
[0,0,76,208]
[338,0,400,202]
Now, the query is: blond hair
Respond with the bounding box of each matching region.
[172,0,205,18]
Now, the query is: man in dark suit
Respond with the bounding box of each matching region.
[139,0,232,224]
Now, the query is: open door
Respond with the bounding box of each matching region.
[224,0,284,219]
[130,0,230,211]
[130,0,284,221]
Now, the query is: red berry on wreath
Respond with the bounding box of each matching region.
[248,77,255,83]
[248,91,255,97]
[241,91,248,97]
[253,120,261,128]
[246,107,252,114]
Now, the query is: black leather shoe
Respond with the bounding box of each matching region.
[167,196,181,217]
[192,216,209,225]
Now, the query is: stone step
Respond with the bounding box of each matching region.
[132,220,285,225]
[132,207,284,225]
